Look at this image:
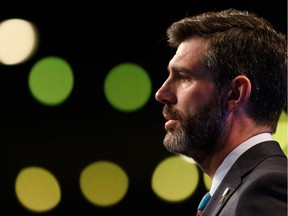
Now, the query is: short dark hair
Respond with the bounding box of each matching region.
[167,8,287,132]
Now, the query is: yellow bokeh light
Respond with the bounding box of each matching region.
[80,160,129,207]
[15,166,61,213]
[151,155,199,202]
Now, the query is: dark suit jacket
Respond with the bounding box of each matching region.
[202,141,287,216]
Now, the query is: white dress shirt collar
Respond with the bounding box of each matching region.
[209,133,273,196]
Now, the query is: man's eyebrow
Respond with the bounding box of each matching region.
[169,65,192,74]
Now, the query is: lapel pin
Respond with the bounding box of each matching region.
[219,187,230,204]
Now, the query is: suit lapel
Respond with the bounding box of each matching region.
[202,169,241,215]
[201,141,285,216]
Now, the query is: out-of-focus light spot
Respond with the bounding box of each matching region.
[28,56,74,106]
[203,173,212,190]
[180,155,196,163]
[80,160,129,207]
[0,18,38,65]
[273,111,287,156]
[15,166,61,213]
[104,62,152,112]
[151,155,199,202]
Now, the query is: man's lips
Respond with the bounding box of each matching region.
[165,119,178,130]
[163,113,178,130]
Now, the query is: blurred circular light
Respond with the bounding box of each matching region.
[273,111,287,156]
[28,56,74,106]
[15,166,61,213]
[80,160,129,207]
[104,62,152,112]
[151,155,199,202]
[0,18,38,65]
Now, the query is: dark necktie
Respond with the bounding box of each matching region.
[196,192,211,216]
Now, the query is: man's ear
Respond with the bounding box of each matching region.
[225,75,251,112]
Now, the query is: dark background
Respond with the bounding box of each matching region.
[0,1,286,215]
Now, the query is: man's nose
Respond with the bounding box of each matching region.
[155,81,176,104]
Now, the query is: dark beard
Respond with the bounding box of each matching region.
[162,91,226,164]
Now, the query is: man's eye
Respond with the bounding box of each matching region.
[181,75,192,81]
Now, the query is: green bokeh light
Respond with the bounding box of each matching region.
[28,56,74,106]
[273,111,287,156]
[104,62,152,112]
[203,173,212,191]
